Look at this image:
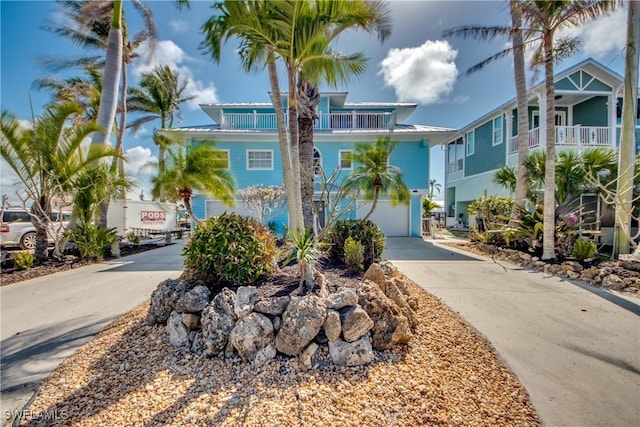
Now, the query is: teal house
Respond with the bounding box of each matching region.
[163,92,454,237]
[444,58,640,238]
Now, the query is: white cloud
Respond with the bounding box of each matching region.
[378,40,459,104]
[124,145,157,175]
[169,19,189,34]
[132,40,219,112]
[17,119,33,130]
[570,8,627,58]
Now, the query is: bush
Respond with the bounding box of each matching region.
[344,237,364,273]
[183,212,277,287]
[572,238,596,260]
[14,251,33,270]
[71,223,118,259]
[325,219,385,268]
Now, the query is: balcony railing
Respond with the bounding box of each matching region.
[508,126,611,154]
[447,159,464,174]
[219,112,396,130]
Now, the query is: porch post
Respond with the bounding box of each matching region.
[609,88,621,147]
[505,109,513,155]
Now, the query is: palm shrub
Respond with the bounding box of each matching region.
[14,251,34,270]
[344,237,364,273]
[183,213,277,287]
[71,223,118,259]
[572,238,596,260]
[325,219,385,268]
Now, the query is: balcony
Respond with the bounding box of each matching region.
[219,112,396,130]
[508,126,611,154]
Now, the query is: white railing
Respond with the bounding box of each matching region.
[508,126,611,154]
[447,159,464,173]
[219,112,395,130]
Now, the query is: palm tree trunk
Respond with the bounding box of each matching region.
[287,65,304,234]
[541,33,556,260]
[363,186,380,221]
[112,55,128,199]
[297,80,320,232]
[615,0,640,257]
[511,1,530,212]
[182,195,201,226]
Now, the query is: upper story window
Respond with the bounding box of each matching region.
[466,131,475,156]
[247,150,273,170]
[216,150,231,169]
[493,116,503,146]
[339,150,353,169]
[313,148,322,175]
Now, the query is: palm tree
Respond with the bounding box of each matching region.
[127,65,195,174]
[429,179,442,199]
[150,143,236,224]
[0,103,120,260]
[295,0,392,230]
[342,136,410,221]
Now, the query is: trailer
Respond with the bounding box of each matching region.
[107,199,178,238]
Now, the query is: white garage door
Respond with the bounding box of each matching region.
[356,200,409,236]
[205,200,256,219]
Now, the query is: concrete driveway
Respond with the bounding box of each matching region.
[384,237,640,427]
[0,241,185,424]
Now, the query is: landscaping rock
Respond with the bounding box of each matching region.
[229,312,276,367]
[328,335,374,366]
[181,313,201,330]
[326,288,358,310]
[324,309,341,342]
[146,278,191,325]
[200,288,237,357]
[236,286,258,318]
[299,342,319,370]
[340,306,373,342]
[276,295,326,356]
[167,311,190,348]
[190,331,205,354]
[254,296,290,316]
[385,277,417,329]
[603,274,626,290]
[580,267,600,280]
[363,263,387,292]
[175,285,211,313]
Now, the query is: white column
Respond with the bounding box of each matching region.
[505,109,513,158]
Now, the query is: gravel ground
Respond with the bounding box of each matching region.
[21,276,539,426]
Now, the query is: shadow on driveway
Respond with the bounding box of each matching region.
[383,237,480,261]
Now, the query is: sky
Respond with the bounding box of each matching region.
[0,1,630,203]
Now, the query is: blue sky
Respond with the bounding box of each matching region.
[0,1,630,202]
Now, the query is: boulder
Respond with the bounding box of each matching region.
[603,274,626,290]
[328,335,374,366]
[324,309,341,342]
[175,285,211,313]
[299,342,319,370]
[580,267,600,281]
[190,331,205,354]
[340,306,373,342]
[363,263,387,292]
[236,286,258,318]
[200,288,237,357]
[357,280,412,350]
[254,296,290,316]
[378,261,402,279]
[146,278,191,325]
[229,312,276,367]
[326,288,358,310]
[181,313,201,330]
[276,295,327,356]
[385,278,417,329]
[167,311,190,348]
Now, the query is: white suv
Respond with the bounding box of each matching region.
[0,209,70,250]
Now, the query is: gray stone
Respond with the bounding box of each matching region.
[299,342,319,370]
[363,263,387,292]
[603,274,626,290]
[271,315,281,333]
[340,306,373,342]
[357,280,412,350]
[276,295,327,356]
[175,285,211,313]
[229,312,276,367]
[328,335,374,366]
[326,288,358,310]
[235,286,258,318]
[181,313,201,330]
[200,288,238,357]
[324,309,341,342]
[254,296,290,316]
[167,311,190,348]
[190,331,205,354]
[146,278,190,325]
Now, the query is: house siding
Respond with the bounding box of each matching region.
[574,96,608,127]
[465,120,505,176]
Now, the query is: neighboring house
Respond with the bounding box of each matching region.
[162,92,454,237]
[444,58,640,238]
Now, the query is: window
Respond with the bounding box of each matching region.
[466,131,475,156]
[493,116,503,146]
[339,150,353,169]
[215,150,230,169]
[313,148,322,175]
[247,150,273,170]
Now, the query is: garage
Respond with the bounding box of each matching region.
[356,200,410,237]
[205,200,256,219]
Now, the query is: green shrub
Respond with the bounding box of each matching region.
[14,251,33,270]
[344,237,364,273]
[71,223,118,259]
[572,238,596,260]
[183,212,277,287]
[126,232,141,245]
[325,219,385,268]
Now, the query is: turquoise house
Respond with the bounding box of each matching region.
[163,92,454,237]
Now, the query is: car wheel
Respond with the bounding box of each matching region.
[20,232,37,250]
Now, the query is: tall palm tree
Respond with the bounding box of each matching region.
[127,65,195,174]
[342,136,410,221]
[429,179,442,199]
[0,103,119,260]
[150,143,236,224]
[295,0,392,230]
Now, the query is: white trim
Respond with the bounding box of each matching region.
[246,149,274,170]
[492,115,503,146]
[338,149,353,170]
[466,130,475,156]
[218,149,231,169]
